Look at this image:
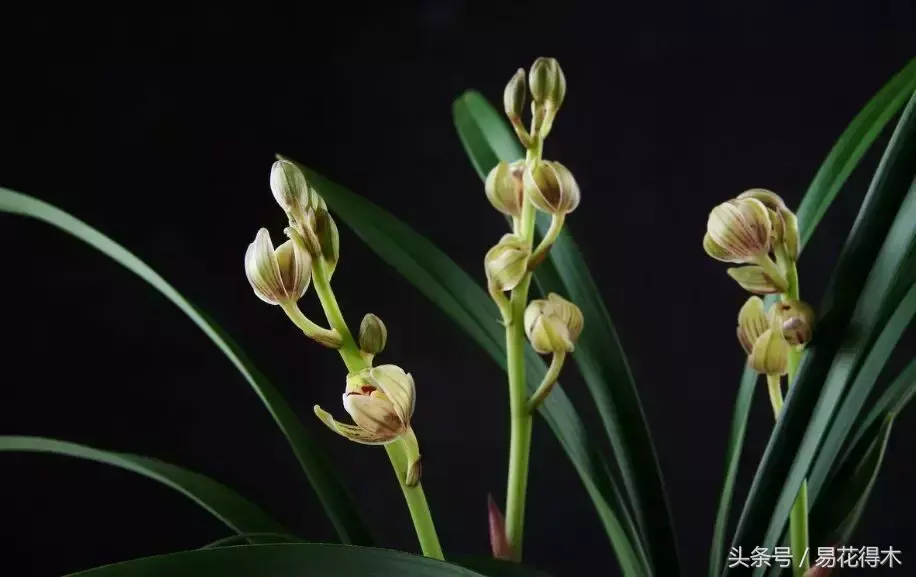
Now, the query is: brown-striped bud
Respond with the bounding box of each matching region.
[244,228,312,305]
[523,160,581,215]
[485,234,531,292]
[768,299,816,346]
[727,265,789,294]
[503,69,527,123]
[524,293,583,354]
[737,296,769,355]
[529,57,566,110]
[703,198,772,264]
[485,160,525,217]
[737,188,799,261]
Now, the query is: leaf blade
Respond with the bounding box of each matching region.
[0,188,372,545]
[0,436,292,540]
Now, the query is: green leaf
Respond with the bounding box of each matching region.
[0,188,372,546]
[453,90,678,576]
[0,436,292,541]
[795,57,916,250]
[455,556,556,577]
[199,533,306,549]
[278,157,649,576]
[809,414,895,546]
[64,544,488,577]
[808,281,916,500]
[710,58,916,577]
[728,90,916,575]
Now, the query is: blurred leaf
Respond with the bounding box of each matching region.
[199,533,306,548]
[0,188,372,545]
[710,58,916,577]
[809,414,895,546]
[0,437,292,541]
[279,156,649,576]
[453,90,676,575]
[729,91,916,576]
[64,544,489,577]
[456,556,556,577]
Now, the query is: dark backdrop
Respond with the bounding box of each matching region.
[1,3,915,576]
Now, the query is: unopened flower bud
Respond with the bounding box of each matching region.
[487,494,513,560]
[768,299,816,346]
[503,69,527,123]
[245,228,312,305]
[524,293,582,354]
[359,313,388,355]
[737,296,769,355]
[528,57,566,110]
[485,160,525,217]
[315,364,416,445]
[485,234,531,292]
[727,265,789,294]
[737,188,799,260]
[748,329,790,376]
[703,197,772,264]
[310,207,340,275]
[270,160,318,223]
[523,160,580,215]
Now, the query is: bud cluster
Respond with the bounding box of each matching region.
[484,58,585,411]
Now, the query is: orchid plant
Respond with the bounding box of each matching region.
[2,56,915,577]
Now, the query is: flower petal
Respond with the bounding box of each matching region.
[726,265,785,294]
[244,228,285,305]
[737,296,769,355]
[368,365,416,423]
[313,405,393,445]
[343,394,404,439]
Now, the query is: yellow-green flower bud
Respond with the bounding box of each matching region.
[523,160,581,215]
[528,57,566,110]
[524,294,582,354]
[314,364,416,445]
[244,228,312,305]
[270,160,318,223]
[726,265,789,294]
[737,296,769,354]
[485,160,525,217]
[309,207,340,275]
[703,198,772,264]
[768,299,816,346]
[485,234,531,292]
[737,189,799,260]
[503,68,527,123]
[359,313,388,355]
[748,329,790,376]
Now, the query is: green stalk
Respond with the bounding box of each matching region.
[310,256,444,560]
[503,134,542,559]
[776,247,809,576]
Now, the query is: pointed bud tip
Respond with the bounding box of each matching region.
[486,494,513,560]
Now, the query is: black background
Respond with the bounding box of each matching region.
[1,2,915,576]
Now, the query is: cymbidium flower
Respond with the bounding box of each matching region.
[485,160,525,217]
[768,299,816,346]
[244,228,312,305]
[270,159,319,226]
[524,293,583,354]
[485,234,531,292]
[703,197,773,264]
[528,57,566,111]
[314,365,416,445]
[522,161,580,216]
[737,188,799,261]
[737,296,791,376]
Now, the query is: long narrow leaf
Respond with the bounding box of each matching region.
[808,281,916,499]
[728,91,916,575]
[0,188,372,545]
[710,59,916,577]
[279,156,649,576]
[64,544,489,577]
[453,90,678,576]
[795,57,916,250]
[0,436,292,541]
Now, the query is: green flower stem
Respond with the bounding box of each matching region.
[503,135,543,560]
[775,252,809,577]
[766,375,784,416]
[309,256,444,560]
[279,301,342,347]
[527,351,566,413]
[530,213,565,267]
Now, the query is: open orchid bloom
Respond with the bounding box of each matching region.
[314,365,416,446]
